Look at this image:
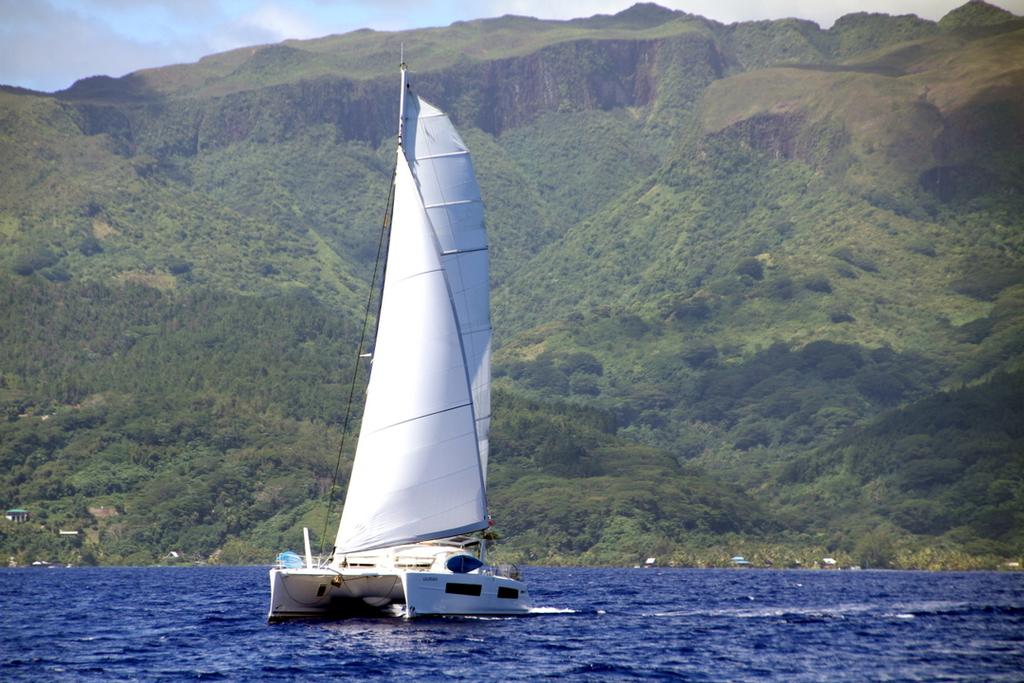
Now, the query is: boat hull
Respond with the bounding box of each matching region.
[402,571,530,617]
[268,567,529,620]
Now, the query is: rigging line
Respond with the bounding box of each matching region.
[319,163,397,558]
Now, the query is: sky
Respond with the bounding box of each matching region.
[2,0,1022,92]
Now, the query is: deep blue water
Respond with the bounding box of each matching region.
[1,566,1022,680]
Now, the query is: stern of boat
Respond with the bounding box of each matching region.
[402,570,530,617]
[268,566,336,621]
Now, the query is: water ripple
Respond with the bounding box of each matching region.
[1,567,1022,680]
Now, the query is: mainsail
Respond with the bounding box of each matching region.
[404,95,492,480]
[333,87,491,556]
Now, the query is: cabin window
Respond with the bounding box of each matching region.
[497,587,519,599]
[316,584,327,597]
[445,582,482,596]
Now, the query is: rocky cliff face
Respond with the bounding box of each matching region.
[49,2,1022,205]
[58,32,727,159]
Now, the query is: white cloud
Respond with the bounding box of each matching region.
[0,0,325,91]
[235,4,322,42]
[0,0,204,91]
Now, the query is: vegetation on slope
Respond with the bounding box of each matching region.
[1,2,1022,568]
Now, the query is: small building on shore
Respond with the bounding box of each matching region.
[5,509,29,523]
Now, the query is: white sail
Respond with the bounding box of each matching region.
[403,95,492,479]
[333,149,487,556]
[269,69,531,623]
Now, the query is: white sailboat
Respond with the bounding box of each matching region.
[268,62,530,620]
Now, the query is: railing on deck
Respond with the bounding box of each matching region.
[274,551,331,570]
[482,563,521,580]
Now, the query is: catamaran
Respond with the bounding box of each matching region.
[268,62,530,620]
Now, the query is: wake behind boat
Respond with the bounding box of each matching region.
[268,62,530,620]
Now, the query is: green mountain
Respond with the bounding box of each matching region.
[1,1,1021,568]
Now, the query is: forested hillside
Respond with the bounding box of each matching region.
[1,1,1021,568]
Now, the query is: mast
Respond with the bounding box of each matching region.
[398,47,407,148]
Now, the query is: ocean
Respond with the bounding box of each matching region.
[1,566,1021,680]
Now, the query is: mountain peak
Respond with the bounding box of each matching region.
[939,0,1017,30]
[571,3,682,29]
[615,3,679,21]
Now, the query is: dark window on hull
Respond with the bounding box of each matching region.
[445,582,482,596]
[497,587,519,599]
